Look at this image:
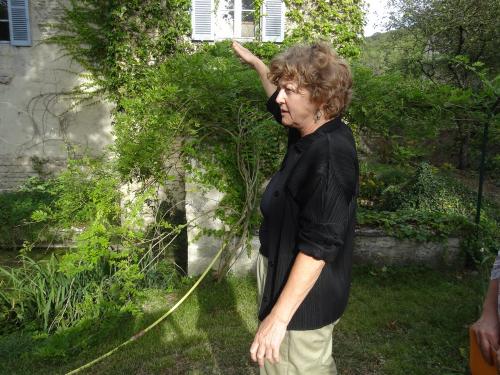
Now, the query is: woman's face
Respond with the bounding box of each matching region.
[275,79,318,130]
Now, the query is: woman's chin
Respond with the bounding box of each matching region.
[280,117,294,127]
[280,121,299,130]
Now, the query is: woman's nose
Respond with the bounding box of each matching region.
[276,88,286,104]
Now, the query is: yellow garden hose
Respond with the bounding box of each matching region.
[66,243,225,375]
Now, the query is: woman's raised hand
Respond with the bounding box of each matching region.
[232,40,258,67]
[232,40,276,98]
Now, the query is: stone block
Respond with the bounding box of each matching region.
[0,76,12,85]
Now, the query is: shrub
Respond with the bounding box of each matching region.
[0,156,185,334]
[358,161,500,262]
[0,178,58,246]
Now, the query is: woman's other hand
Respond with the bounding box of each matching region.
[250,312,287,367]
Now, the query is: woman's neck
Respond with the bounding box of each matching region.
[299,117,334,137]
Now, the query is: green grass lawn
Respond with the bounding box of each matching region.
[0,266,484,375]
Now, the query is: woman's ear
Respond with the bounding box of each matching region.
[313,107,324,122]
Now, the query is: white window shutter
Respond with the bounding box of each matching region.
[8,0,31,46]
[192,0,214,41]
[261,0,284,42]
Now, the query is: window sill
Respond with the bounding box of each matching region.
[211,37,257,42]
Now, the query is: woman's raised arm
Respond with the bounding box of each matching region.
[232,41,276,98]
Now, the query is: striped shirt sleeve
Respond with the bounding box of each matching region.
[490,252,500,280]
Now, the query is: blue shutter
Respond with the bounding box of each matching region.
[8,0,31,46]
[192,0,214,41]
[261,0,284,42]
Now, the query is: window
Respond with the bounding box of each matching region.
[214,0,256,40]
[0,0,9,42]
[0,0,31,46]
[192,0,284,42]
[241,0,255,38]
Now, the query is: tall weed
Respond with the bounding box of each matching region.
[0,253,112,334]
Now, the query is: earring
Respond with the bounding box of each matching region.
[314,110,322,123]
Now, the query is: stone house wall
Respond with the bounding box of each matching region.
[0,0,113,191]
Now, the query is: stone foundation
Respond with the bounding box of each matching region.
[0,155,66,191]
[186,227,463,276]
[352,228,462,268]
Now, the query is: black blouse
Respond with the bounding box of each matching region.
[258,90,359,330]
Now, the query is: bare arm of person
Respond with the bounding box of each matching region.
[231,40,276,98]
[471,279,500,365]
[249,252,325,367]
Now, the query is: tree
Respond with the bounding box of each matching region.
[386,0,500,169]
[388,0,500,86]
[47,0,191,99]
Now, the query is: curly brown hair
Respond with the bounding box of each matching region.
[268,42,352,119]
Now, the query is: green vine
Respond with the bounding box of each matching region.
[283,0,365,58]
[254,0,264,40]
[45,0,191,101]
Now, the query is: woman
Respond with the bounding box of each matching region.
[232,41,359,374]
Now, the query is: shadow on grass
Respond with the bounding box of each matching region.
[195,276,257,374]
[4,266,479,375]
[0,276,260,375]
[0,310,139,374]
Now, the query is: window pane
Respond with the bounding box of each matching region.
[0,0,8,20]
[241,11,255,38]
[0,21,9,41]
[219,0,234,11]
[215,10,234,39]
[242,0,254,10]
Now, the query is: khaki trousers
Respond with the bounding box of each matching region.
[256,253,338,375]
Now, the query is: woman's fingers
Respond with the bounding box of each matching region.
[249,339,259,362]
[231,40,255,66]
[257,341,266,367]
[250,315,287,367]
[472,318,500,366]
[250,337,267,367]
[265,344,274,365]
[231,40,242,59]
[272,342,281,364]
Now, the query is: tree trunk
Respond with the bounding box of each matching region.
[456,120,470,170]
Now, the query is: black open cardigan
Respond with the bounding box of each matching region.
[258,90,359,330]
